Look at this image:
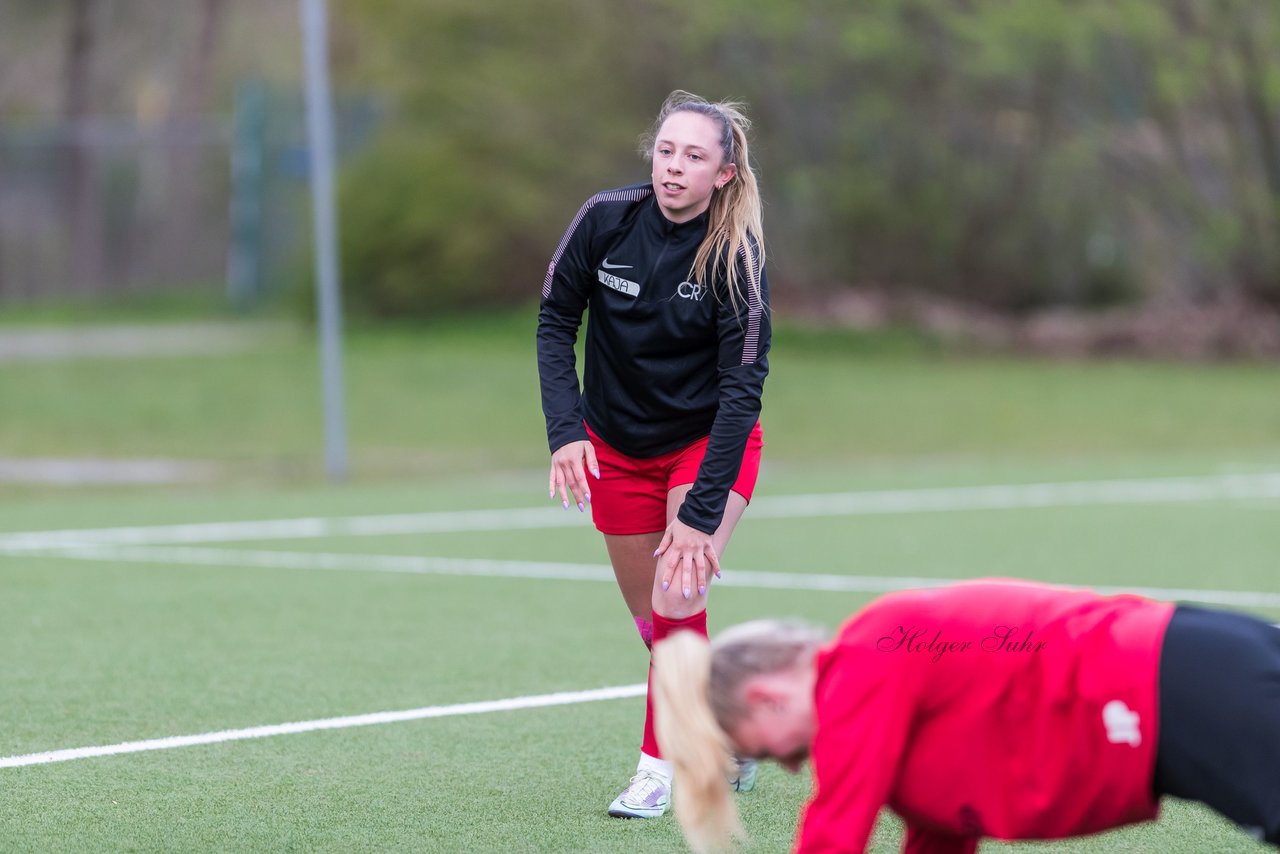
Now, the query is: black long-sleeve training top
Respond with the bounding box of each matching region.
[537,183,771,534]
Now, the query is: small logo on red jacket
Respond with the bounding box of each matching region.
[1102,700,1141,746]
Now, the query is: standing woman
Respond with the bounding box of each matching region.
[537,90,770,818]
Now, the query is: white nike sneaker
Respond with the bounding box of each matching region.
[729,757,758,793]
[607,769,671,819]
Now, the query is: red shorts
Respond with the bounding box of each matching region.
[585,421,764,536]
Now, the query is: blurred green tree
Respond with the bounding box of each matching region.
[328,0,1280,316]
[328,0,675,316]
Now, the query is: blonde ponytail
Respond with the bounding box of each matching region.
[653,620,826,854]
[652,632,744,854]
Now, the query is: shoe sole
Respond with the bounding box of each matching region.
[607,808,667,819]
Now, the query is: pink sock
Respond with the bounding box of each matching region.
[641,610,708,758]
[634,616,654,650]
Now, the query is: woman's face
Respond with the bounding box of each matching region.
[726,673,815,774]
[650,110,736,224]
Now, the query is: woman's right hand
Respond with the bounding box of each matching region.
[549,440,599,512]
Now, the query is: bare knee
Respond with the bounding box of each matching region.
[651,582,706,620]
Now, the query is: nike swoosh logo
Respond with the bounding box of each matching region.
[600,258,632,270]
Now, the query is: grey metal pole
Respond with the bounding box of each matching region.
[299,0,349,481]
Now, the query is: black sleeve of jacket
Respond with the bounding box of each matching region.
[677,244,771,534]
[536,199,596,454]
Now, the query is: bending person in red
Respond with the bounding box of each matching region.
[654,578,1280,853]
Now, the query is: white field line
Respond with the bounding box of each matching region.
[28,543,1280,610]
[0,506,587,551]
[0,683,647,770]
[1,471,1279,552]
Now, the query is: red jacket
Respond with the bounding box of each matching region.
[793,580,1175,853]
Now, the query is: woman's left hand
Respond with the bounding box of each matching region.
[655,518,721,600]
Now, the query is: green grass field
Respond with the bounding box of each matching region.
[2,308,1278,852]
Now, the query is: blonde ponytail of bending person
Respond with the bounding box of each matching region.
[652,631,743,854]
[653,620,827,854]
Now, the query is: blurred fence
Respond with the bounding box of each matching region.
[0,116,231,301]
[0,82,376,306]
